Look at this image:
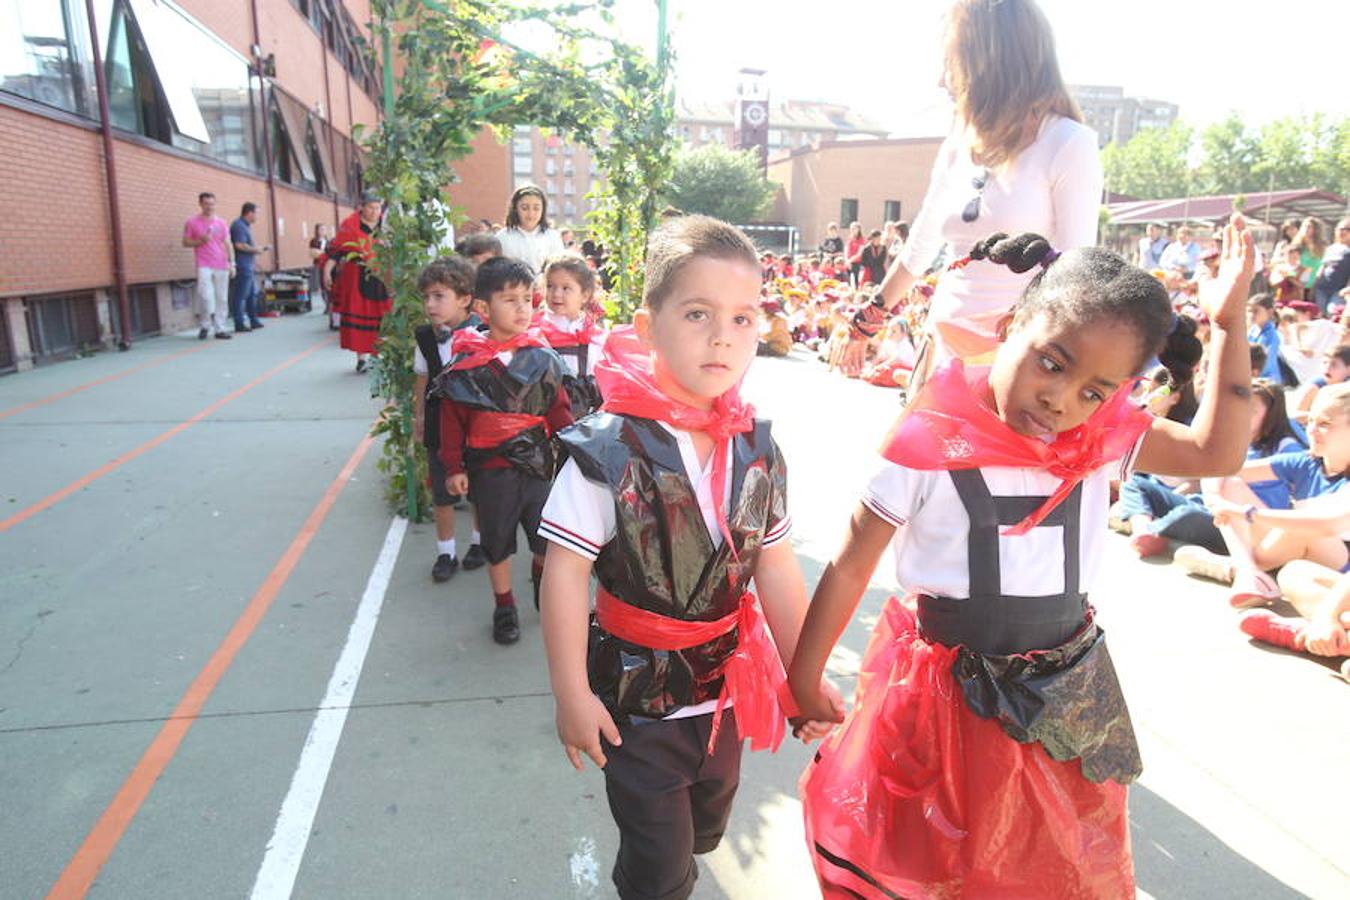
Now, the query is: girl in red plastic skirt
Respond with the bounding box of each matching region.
[788,219,1259,899]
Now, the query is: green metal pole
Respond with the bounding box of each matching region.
[378,10,417,521]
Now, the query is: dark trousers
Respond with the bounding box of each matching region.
[1117,475,1225,552]
[604,710,742,900]
[467,466,549,565]
[230,269,260,326]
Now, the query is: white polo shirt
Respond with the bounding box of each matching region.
[541,312,607,379]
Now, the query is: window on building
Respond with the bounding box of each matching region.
[0,0,87,114]
[563,178,574,195]
[768,129,783,148]
[24,291,101,361]
[514,174,534,189]
[513,153,532,176]
[99,0,263,171]
[840,198,859,226]
[545,158,555,176]
[563,201,576,217]
[562,160,574,176]
[271,87,318,190]
[883,200,902,222]
[545,178,556,194]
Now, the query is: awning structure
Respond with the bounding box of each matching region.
[1108,189,1347,227]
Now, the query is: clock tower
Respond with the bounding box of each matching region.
[734,68,769,171]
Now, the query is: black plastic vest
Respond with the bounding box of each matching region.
[560,413,788,721]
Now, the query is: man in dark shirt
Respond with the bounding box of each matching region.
[1314,218,1350,312]
[229,202,270,332]
[818,221,844,255]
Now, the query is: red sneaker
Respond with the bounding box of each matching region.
[1239,609,1303,651]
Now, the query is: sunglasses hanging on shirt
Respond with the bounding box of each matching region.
[962,168,990,224]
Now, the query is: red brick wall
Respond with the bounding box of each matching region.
[448,129,511,228]
[0,106,112,297]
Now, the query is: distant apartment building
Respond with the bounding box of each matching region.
[1,0,381,371]
[482,97,892,230]
[678,96,889,156]
[1070,84,1179,148]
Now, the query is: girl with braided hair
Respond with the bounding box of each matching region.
[790,221,1258,899]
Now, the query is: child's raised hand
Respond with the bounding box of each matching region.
[1201,214,1256,328]
[555,691,622,771]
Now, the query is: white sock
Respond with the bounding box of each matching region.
[471,529,481,544]
[437,538,457,557]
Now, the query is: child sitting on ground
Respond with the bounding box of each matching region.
[539,215,837,900]
[1176,383,1350,607]
[412,256,482,582]
[433,256,574,644]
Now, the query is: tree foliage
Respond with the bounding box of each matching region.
[363,0,675,519]
[1102,113,1350,201]
[663,143,776,223]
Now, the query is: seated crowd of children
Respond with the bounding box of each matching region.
[1109,264,1350,679]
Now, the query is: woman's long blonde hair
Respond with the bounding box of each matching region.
[944,0,1081,168]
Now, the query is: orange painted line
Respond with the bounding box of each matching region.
[0,343,212,422]
[45,428,378,900]
[0,337,333,534]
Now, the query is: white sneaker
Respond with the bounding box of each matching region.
[1173,545,1234,584]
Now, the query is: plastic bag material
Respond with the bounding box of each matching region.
[595,326,755,551]
[952,620,1142,785]
[562,415,789,723]
[801,596,1135,900]
[463,423,556,480]
[597,588,797,753]
[447,328,549,371]
[533,311,602,348]
[882,360,1151,535]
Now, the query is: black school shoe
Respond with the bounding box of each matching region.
[492,606,520,645]
[462,543,487,570]
[431,553,459,582]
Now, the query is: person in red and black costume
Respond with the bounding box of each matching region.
[325,192,388,373]
[432,257,573,645]
[537,216,839,900]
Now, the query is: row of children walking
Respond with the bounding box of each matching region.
[413,212,1260,899]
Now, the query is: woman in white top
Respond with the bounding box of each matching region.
[495,184,567,276]
[872,0,1103,384]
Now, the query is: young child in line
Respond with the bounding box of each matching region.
[535,254,607,418]
[432,257,573,644]
[454,232,502,266]
[412,256,482,582]
[538,215,838,900]
[789,221,1258,899]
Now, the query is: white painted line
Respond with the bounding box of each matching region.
[249,516,408,900]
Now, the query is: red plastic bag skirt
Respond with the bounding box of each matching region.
[800,596,1134,899]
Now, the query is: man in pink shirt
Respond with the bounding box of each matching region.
[182,191,235,340]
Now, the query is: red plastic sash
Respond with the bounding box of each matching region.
[449,328,549,371]
[595,326,755,551]
[882,359,1152,536]
[533,312,600,348]
[595,588,797,754]
[466,412,547,449]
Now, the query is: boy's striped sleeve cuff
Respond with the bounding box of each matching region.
[862,493,907,528]
[763,515,793,547]
[539,518,602,561]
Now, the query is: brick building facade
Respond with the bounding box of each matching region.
[0,0,382,372]
[767,137,944,251]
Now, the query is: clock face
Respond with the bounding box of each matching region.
[743,103,767,127]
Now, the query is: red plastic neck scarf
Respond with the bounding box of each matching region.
[595,326,755,550]
[449,328,548,371]
[533,312,599,348]
[882,360,1152,536]
[596,588,796,753]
